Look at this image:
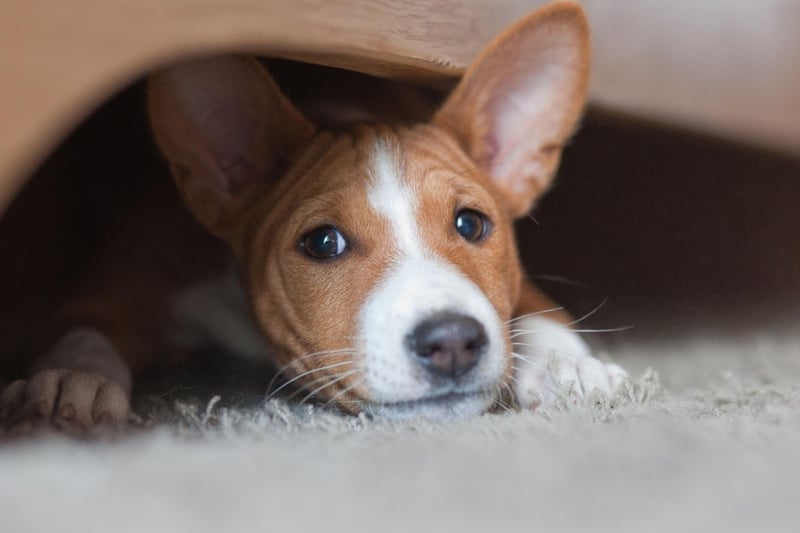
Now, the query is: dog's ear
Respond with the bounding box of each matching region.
[434,1,589,218]
[148,56,314,236]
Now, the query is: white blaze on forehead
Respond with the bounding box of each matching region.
[367,139,424,258]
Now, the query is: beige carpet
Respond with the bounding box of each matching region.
[2,335,799,533]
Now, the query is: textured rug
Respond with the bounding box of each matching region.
[2,334,799,533]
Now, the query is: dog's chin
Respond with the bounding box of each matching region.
[365,390,496,423]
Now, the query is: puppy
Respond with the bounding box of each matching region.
[0,1,626,428]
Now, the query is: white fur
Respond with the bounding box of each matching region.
[367,140,422,256]
[358,139,505,421]
[511,316,628,406]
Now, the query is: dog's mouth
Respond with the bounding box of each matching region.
[365,389,496,422]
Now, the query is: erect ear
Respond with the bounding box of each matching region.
[148,56,314,236]
[433,1,590,218]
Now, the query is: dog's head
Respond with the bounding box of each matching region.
[149,1,589,420]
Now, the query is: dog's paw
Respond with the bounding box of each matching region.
[0,369,129,431]
[510,316,628,408]
[529,354,629,407]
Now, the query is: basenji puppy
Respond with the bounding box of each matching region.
[0,1,627,428]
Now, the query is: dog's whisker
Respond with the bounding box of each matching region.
[493,396,513,413]
[512,345,583,364]
[267,355,354,398]
[529,273,590,289]
[266,348,358,395]
[570,326,634,334]
[526,214,541,227]
[512,341,570,349]
[491,382,515,413]
[324,377,366,408]
[265,360,354,400]
[508,329,544,338]
[283,371,352,402]
[502,381,518,411]
[333,399,368,405]
[511,353,550,373]
[513,350,585,375]
[509,325,632,342]
[565,298,608,327]
[298,370,361,406]
[509,298,607,330]
[506,307,565,325]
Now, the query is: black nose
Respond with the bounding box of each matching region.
[407,312,487,379]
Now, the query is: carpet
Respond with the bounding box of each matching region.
[2,334,799,533]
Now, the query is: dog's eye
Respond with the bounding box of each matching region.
[455,209,491,242]
[300,225,348,259]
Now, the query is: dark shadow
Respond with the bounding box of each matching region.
[518,110,800,343]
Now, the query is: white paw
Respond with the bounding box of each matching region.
[510,317,628,408]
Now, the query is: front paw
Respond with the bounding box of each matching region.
[510,316,628,408]
[0,369,129,431]
[518,354,629,408]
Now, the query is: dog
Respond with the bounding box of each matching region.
[0,1,626,428]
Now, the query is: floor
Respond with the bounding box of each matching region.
[2,333,799,533]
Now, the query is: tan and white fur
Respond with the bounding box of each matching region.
[0,1,626,428]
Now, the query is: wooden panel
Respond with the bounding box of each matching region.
[0,0,537,211]
[585,0,800,157]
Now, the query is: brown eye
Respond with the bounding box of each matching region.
[455,209,491,242]
[300,225,348,259]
